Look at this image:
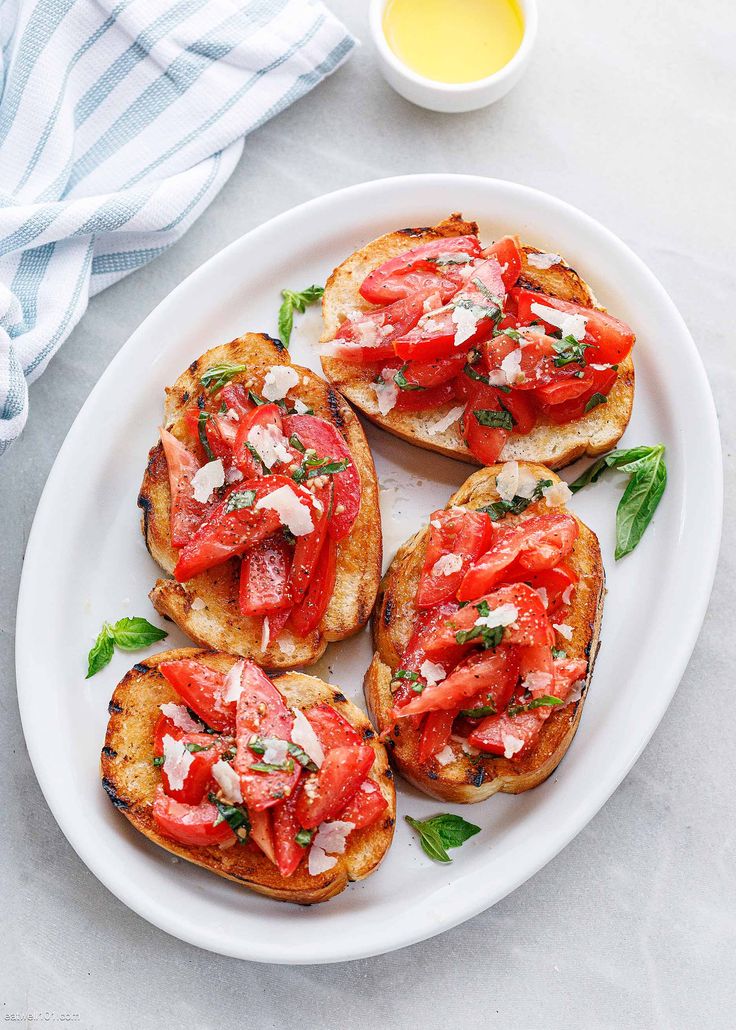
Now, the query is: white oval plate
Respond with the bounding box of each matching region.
[16,175,722,964]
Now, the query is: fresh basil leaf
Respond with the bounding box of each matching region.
[86,625,114,678]
[552,335,591,368]
[250,759,295,774]
[197,410,215,461]
[405,813,480,863]
[289,433,306,453]
[208,793,250,842]
[551,646,567,660]
[295,828,314,848]
[508,695,564,716]
[459,705,496,718]
[394,363,425,391]
[110,617,168,651]
[223,489,257,514]
[473,408,514,430]
[428,253,474,266]
[393,669,419,681]
[200,362,247,393]
[245,441,269,473]
[286,742,319,773]
[479,478,552,521]
[584,392,608,412]
[469,276,503,312]
[248,390,268,406]
[152,755,164,766]
[278,284,324,347]
[615,446,667,559]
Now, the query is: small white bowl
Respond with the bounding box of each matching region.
[369,0,537,113]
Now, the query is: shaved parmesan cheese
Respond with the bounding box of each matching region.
[162,735,194,791]
[372,378,399,415]
[225,466,243,485]
[536,586,549,609]
[523,671,554,696]
[500,347,524,385]
[561,584,575,606]
[553,622,574,641]
[530,301,588,342]
[452,303,481,346]
[542,480,573,507]
[262,738,290,766]
[247,423,291,469]
[475,603,518,629]
[190,596,207,611]
[159,704,204,732]
[191,459,224,503]
[461,740,480,757]
[261,616,270,651]
[432,553,463,577]
[420,659,446,688]
[496,460,519,501]
[590,363,613,371]
[435,745,455,766]
[291,709,325,768]
[262,365,299,401]
[293,399,310,415]
[567,680,586,704]
[226,408,240,422]
[277,633,297,657]
[308,846,338,876]
[313,820,355,855]
[526,251,561,269]
[212,760,242,804]
[222,660,245,703]
[256,486,314,536]
[517,466,541,499]
[426,404,465,437]
[502,733,525,759]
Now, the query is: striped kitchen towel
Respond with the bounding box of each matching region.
[0,0,355,455]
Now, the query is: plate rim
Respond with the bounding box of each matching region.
[15,173,723,963]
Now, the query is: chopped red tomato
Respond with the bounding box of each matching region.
[396,647,520,717]
[416,508,492,608]
[331,292,429,363]
[537,366,618,423]
[494,386,537,435]
[232,402,285,477]
[295,745,375,829]
[218,383,253,421]
[159,429,208,548]
[173,476,298,581]
[304,704,363,749]
[511,288,635,364]
[483,235,522,290]
[205,412,239,464]
[393,258,506,362]
[500,561,578,614]
[338,779,388,830]
[462,387,509,465]
[272,790,306,877]
[265,607,291,643]
[359,235,482,305]
[249,807,277,865]
[288,483,330,605]
[418,710,456,763]
[424,583,552,655]
[158,659,235,732]
[282,414,360,540]
[394,353,467,389]
[391,601,466,708]
[152,788,234,847]
[395,380,457,412]
[153,716,225,805]
[289,535,337,635]
[239,533,292,616]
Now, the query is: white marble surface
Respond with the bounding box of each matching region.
[1,1,734,1026]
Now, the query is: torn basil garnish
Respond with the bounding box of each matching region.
[507,696,565,717]
[394,364,425,391]
[552,335,591,368]
[479,478,553,522]
[209,793,250,842]
[473,408,514,430]
[200,362,248,393]
[454,601,505,649]
[295,828,315,848]
[223,489,257,513]
[584,392,608,412]
[198,410,215,461]
[405,813,481,863]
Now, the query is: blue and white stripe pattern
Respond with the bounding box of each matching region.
[0,0,355,454]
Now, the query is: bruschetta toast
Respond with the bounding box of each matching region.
[365,462,604,803]
[102,648,395,904]
[320,214,635,469]
[139,333,382,668]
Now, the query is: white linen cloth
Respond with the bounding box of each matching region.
[0,0,355,454]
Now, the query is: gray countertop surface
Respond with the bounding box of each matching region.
[1,1,734,1026]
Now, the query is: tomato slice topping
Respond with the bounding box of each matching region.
[287,482,331,605]
[294,745,375,829]
[304,704,364,749]
[359,235,482,305]
[337,778,389,830]
[249,807,277,865]
[536,366,619,423]
[424,583,552,655]
[173,476,302,582]
[417,710,456,763]
[218,383,253,421]
[158,659,235,732]
[271,789,307,877]
[331,292,429,363]
[282,414,360,540]
[153,716,226,804]
[395,380,458,412]
[204,412,239,464]
[511,288,635,364]
[234,662,301,812]
[394,353,467,389]
[462,383,509,465]
[499,560,578,615]
[152,788,234,847]
[239,533,292,616]
[457,512,579,599]
[395,646,520,717]
[483,235,522,290]
[159,429,209,548]
[289,534,337,636]
[232,402,287,477]
[416,508,492,609]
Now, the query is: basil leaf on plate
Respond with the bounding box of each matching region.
[405,813,481,863]
[278,284,324,347]
[111,617,168,651]
[86,625,114,678]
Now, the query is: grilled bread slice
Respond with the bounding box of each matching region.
[320,214,634,469]
[364,463,604,804]
[139,333,382,668]
[101,647,396,905]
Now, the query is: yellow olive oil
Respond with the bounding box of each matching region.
[383,0,525,84]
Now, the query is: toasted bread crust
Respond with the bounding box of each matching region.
[364,464,605,803]
[320,215,634,469]
[101,648,396,904]
[139,333,382,668]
